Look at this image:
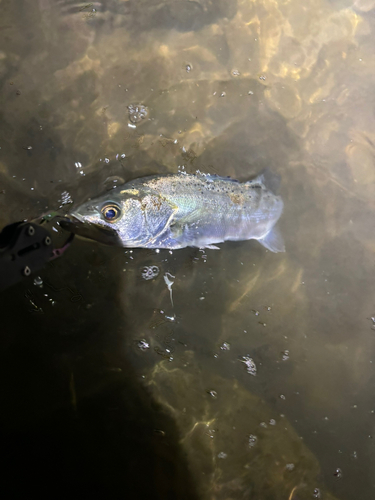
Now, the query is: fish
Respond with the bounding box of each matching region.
[67,172,285,252]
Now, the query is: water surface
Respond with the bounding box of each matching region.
[1,0,375,498]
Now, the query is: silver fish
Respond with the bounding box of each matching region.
[69,172,285,252]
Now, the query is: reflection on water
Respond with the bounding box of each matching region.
[1,0,375,498]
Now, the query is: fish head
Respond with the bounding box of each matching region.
[68,189,146,246]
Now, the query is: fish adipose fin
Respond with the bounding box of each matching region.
[258,226,285,253]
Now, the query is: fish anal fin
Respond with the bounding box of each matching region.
[258,226,285,253]
[203,244,220,250]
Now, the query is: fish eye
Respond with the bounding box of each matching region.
[101,204,121,222]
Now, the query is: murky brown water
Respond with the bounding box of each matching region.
[1,0,375,498]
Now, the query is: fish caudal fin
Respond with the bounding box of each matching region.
[258,226,285,253]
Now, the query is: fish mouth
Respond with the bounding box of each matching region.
[59,214,122,246]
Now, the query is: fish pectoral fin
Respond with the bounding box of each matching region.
[144,196,179,242]
[169,219,203,247]
[258,226,285,253]
[171,223,222,249]
[170,222,195,240]
[169,209,201,238]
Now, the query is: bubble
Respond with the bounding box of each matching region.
[220,91,226,97]
[239,356,257,376]
[313,488,321,499]
[231,69,240,76]
[248,434,257,447]
[281,350,290,361]
[248,90,254,95]
[128,104,148,124]
[269,419,276,425]
[206,428,216,439]
[186,64,192,73]
[153,429,165,436]
[104,157,110,164]
[141,265,159,280]
[207,390,217,399]
[333,468,342,479]
[33,277,43,287]
[59,191,73,206]
[137,340,150,351]
[220,342,230,351]
[279,394,286,400]
[217,452,227,459]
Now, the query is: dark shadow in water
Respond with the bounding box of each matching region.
[0,238,199,499]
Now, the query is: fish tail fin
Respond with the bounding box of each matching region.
[258,225,285,253]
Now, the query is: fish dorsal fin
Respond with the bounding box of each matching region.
[258,225,285,253]
[195,172,239,183]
